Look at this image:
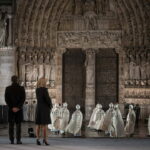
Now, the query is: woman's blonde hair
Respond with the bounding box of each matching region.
[37,77,47,88]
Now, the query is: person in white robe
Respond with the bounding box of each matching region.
[94,104,105,131]
[65,104,83,136]
[59,102,70,134]
[87,104,100,128]
[124,105,136,136]
[110,104,125,137]
[48,103,60,132]
[101,103,114,134]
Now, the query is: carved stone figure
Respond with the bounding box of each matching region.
[38,52,44,79]
[44,52,51,84]
[111,104,125,137]
[59,102,70,134]
[84,0,97,30]
[19,51,26,84]
[0,12,7,47]
[124,51,130,80]
[146,52,150,79]
[32,52,38,81]
[65,104,83,136]
[124,105,136,136]
[129,53,136,80]
[134,52,141,80]
[74,0,83,15]
[140,52,147,80]
[26,50,33,82]
[148,115,150,136]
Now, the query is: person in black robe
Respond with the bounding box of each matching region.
[5,75,25,144]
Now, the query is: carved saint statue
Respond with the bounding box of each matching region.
[84,0,97,30]
[135,52,141,80]
[26,50,33,82]
[124,51,130,80]
[148,115,150,136]
[74,0,83,15]
[44,52,51,84]
[124,105,136,136]
[0,12,7,47]
[32,51,38,82]
[65,104,83,136]
[38,52,44,79]
[19,51,26,84]
[140,51,147,80]
[129,52,136,80]
[59,102,70,134]
[146,52,150,79]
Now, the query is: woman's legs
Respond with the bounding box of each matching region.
[42,125,48,141]
[36,125,41,139]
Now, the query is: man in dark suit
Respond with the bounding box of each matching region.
[5,75,25,144]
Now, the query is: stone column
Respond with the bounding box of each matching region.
[7,14,13,46]
[85,49,96,120]
[55,48,66,104]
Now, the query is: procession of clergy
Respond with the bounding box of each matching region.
[48,103,150,137]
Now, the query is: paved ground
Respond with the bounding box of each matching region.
[0,137,150,150]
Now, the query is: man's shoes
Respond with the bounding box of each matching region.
[10,141,14,144]
[17,141,22,144]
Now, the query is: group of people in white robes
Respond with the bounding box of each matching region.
[88,103,136,137]
[48,103,83,136]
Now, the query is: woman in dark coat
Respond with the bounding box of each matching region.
[35,77,52,145]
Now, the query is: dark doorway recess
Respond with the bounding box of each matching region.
[96,49,118,110]
[63,49,86,114]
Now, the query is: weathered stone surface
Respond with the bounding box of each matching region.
[0,47,15,105]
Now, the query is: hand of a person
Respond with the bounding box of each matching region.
[12,107,20,113]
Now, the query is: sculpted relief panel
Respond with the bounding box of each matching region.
[57,31,122,48]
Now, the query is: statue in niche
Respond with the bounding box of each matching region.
[38,51,44,79]
[148,115,150,136]
[129,51,136,80]
[146,52,150,80]
[0,11,7,47]
[74,0,83,15]
[85,50,95,84]
[84,0,98,30]
[19,50,26,85]
[26,50,33,83]
[140,51,147,80]
[44,51,51,85]
[49,51,56,87]
[32,51,38,82]
[134,51,141,81]
[124,50,130,81]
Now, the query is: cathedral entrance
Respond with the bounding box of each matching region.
[63,49,86,114]
[96,49,118,110]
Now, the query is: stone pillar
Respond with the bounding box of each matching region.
[55,48,66,104]
[7,14,13,46]
[85,49,96,120]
